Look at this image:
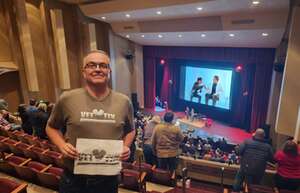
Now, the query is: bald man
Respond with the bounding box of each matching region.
[46,50,136,193]
[233,129,273,191]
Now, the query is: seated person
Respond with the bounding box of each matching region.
[190,77,205,103]
[205,75,223,106]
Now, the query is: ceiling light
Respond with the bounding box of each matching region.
[156,11,162,15]
[125,14,131,18]
[126,34,130,38]
[201,34,206,37]
[229,33,235,37]
[141,35,145,38]
[197,7,203,11]
[101,16,106,20]
[178,34,183,38]
[158,34,163,38]
[262,33,269,36]
[252,1,260,5]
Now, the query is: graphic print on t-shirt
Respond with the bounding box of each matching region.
[80,109,116,123]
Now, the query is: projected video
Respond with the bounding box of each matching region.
[180,66,233,109]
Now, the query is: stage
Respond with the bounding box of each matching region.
[144,108,252,144]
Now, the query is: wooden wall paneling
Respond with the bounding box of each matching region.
[0,71,22,112]
[88,23,97,50]
[63,6,83,88]
[95,22,110,53]
[4,0,30,103]
[0,1,13,62]
[26,0,56,101]
[13,0,39,92]
[50,9,71,90]
[39,0,60,100]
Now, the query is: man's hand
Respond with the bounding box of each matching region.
[120,145,130,161]
[59,142,78,159]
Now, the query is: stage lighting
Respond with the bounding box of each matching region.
[235,65,243,72]
[160,59,166,65]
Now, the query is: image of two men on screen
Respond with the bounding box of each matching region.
[190,75,223,107]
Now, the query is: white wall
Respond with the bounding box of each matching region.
[109,30,144,107]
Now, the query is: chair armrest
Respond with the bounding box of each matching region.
[171,171,176,180]
[5,153,14,159]
[11,183,27,193]
[0,137,9,142]
[15,141,21,145]
[19,158,31,166]
[151,165,156,170]
[138,172,147,183]
[40,164,52,172]
[28,145,34,149]
[42,149,49,154]
[223,188,229,193]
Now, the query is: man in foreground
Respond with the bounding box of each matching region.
[46,50,136,193]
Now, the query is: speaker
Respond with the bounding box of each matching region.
[261,124,271,139]
[274,63,284,72]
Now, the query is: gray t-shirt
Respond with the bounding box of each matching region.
[48,88,134,171]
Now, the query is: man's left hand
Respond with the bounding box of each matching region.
[120,145,130,161]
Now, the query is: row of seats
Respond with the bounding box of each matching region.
[0,133,63,168]
[121,161,176,192]
[0,129,59,152]
[0,178,27,193]
[0,152,63,190]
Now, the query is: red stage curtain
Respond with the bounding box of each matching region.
[143,46,275,132]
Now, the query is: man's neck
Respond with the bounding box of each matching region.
[85,84,110,100]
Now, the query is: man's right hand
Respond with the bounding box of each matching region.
[59,142,78,159]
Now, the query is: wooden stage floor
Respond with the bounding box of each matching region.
[143,109,252,144]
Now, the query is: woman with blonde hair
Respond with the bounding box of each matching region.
[143,115,161,165]
[33,102,49,139]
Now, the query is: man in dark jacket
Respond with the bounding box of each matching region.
[233,128,273,191]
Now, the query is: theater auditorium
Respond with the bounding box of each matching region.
[0,0,300,193]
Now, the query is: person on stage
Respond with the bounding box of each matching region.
[205,75,223,106]
[190,77,205,103]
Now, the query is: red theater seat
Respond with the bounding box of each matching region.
[132,162,155,180]
[0,178,27,193]
[37,166,63,189]
[38,150,62,165]
[121,169,147,192]
[14,161,46,182]
[151,168,176,186]
[0,155,27,174]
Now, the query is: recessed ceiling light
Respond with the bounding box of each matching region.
[125,14,131,18]
[197,7,203,11]
[141,35,145,38]
[201,34,206,37]
[252,1,260,5]
[229,33,235,37]
[101,16,106,20]
[178,34,183,38]
[262,33,269,36]
[156,11,162,15]
[126,34,130,38]
[158,34,163,38]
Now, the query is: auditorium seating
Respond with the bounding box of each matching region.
[36,165,63,189]
[151,168,176,186]
[0,178,27,193]
[121,169,147,192]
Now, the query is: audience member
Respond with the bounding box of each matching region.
[233,129,273,191]
[143,115,161,165]
[34,103,49,139]
[152,112,184,171]
[18,104,33,135]
[274,140,300,191]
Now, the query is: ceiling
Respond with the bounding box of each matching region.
[80,0,290,48]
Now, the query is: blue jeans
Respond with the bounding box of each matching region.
[59,170,118,193]
[143,144,156,165]
[157,157,177,172]
[233,169,263,191]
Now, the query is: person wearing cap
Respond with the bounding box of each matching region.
[233,128,273,192]
[151,112,184,171]
[46,50,136,193]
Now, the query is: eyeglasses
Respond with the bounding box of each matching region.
[84,62,109,70]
